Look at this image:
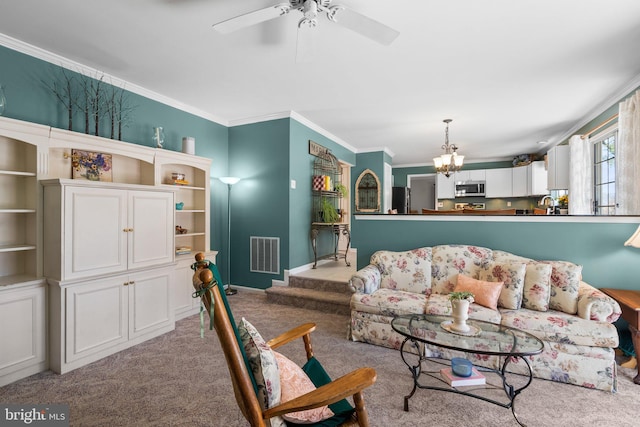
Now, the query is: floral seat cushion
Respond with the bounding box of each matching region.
[350,288,427,317]
[499,308,619,348]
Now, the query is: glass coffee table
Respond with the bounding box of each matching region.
[391,313,543,426]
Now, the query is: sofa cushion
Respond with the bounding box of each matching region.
[431,245,493,295]
[478,262,526,310]
[350,288,428,317]
[454,275,503,310]
[540,261,582,315]
[522,262,553,312]
[370,247,432,294]
[499,308,619,348]
[425,293,502,324]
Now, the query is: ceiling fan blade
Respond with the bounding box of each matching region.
[213,3,292,34]
[296,19,316,63]
[326,6,399,45]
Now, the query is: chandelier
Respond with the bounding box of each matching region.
[433,119,464,177]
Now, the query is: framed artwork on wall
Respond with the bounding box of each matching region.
[71,149,113,182]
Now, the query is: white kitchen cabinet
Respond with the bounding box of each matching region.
[0,280,47,387]
[455,169,486,183]
[485,168,513,198]
[529,161,549,195]
[512,166,529,197]
[436,173,456,199]
[43,181,174,282]
[50,266,174,373]
[547,145,570,190]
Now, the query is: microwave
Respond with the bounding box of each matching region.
[455,181,485,197]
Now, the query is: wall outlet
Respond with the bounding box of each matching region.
[290,179,296,189]
[507,201,512,207]
[438,202,444,208]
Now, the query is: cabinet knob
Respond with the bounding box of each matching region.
[129,281,135,285]
[123,282,129,286]
[122,228,134,232]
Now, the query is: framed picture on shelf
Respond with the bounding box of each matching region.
[71,150,113,182]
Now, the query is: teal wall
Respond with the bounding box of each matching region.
[227,119,290,289]
[289,119,356,269]
[352,217,640,290]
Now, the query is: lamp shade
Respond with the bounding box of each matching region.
[624,225,640,248]
[220,176,241,185]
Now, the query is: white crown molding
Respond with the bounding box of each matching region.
[548,71,640,148]
[0,32,228,126]
[357,146,396,158]
[229,110,359,154]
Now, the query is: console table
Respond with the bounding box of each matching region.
[310,223,351,269]
[600,288,640,384]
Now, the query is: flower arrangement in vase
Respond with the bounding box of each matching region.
[448,291,474,333]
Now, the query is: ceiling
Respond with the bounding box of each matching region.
[2,0,640,166]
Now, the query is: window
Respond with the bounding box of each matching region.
[592,128,617,215]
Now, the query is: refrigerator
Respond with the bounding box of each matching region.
[392,187,411,214]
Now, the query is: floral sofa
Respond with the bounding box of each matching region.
[348,244,622,391]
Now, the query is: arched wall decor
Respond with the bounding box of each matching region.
[355,168,381,212]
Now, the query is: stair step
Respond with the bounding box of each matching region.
[288,276,352,294]
[265,286,351,316]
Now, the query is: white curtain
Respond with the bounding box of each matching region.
[618,89,640,215]
[569,135,593,214]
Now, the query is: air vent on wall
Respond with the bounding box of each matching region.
[250,236,280,274]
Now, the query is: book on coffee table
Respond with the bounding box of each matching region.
[440,367,486,387]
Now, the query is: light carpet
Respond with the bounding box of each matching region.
[1,291,638,426]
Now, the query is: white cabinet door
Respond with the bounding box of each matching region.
[128,191,174,270]
[547,145,570,190]
[128,268,173,339]
[64,187,128,280]
[529,161,549,195]
[485,168,513,198]
[512,166,528,197]
[174,260,199,319]
[0,282,46,387]
[457,169,486,182]
[436,173,455,199]
[65,276,129,363]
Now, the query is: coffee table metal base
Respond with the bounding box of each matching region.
[400,337,534,426]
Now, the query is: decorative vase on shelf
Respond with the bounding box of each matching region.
[0,84,6,116]
[153,127,165,148]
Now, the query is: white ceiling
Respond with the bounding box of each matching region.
[2,0,640,166]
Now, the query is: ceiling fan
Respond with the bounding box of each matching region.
[213,0,399,61]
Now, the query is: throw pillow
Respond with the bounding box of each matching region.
[478,262,526,310]
[454,274,503,310]
[540,261,582,314]
[521,262,552,311]
[273,351,335,424]
[238,318,285,427]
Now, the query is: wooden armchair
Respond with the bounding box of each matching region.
[191,254,376,427]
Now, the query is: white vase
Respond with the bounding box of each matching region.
[450,299,471,333]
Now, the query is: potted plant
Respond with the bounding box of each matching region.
[334,183,348,198]
[321,197,340,223]
[557,194,569,215]
[448,291,474,333]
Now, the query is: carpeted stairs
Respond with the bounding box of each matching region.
[265,275,352,315]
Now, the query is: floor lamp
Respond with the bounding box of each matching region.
[220,176,241,295]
